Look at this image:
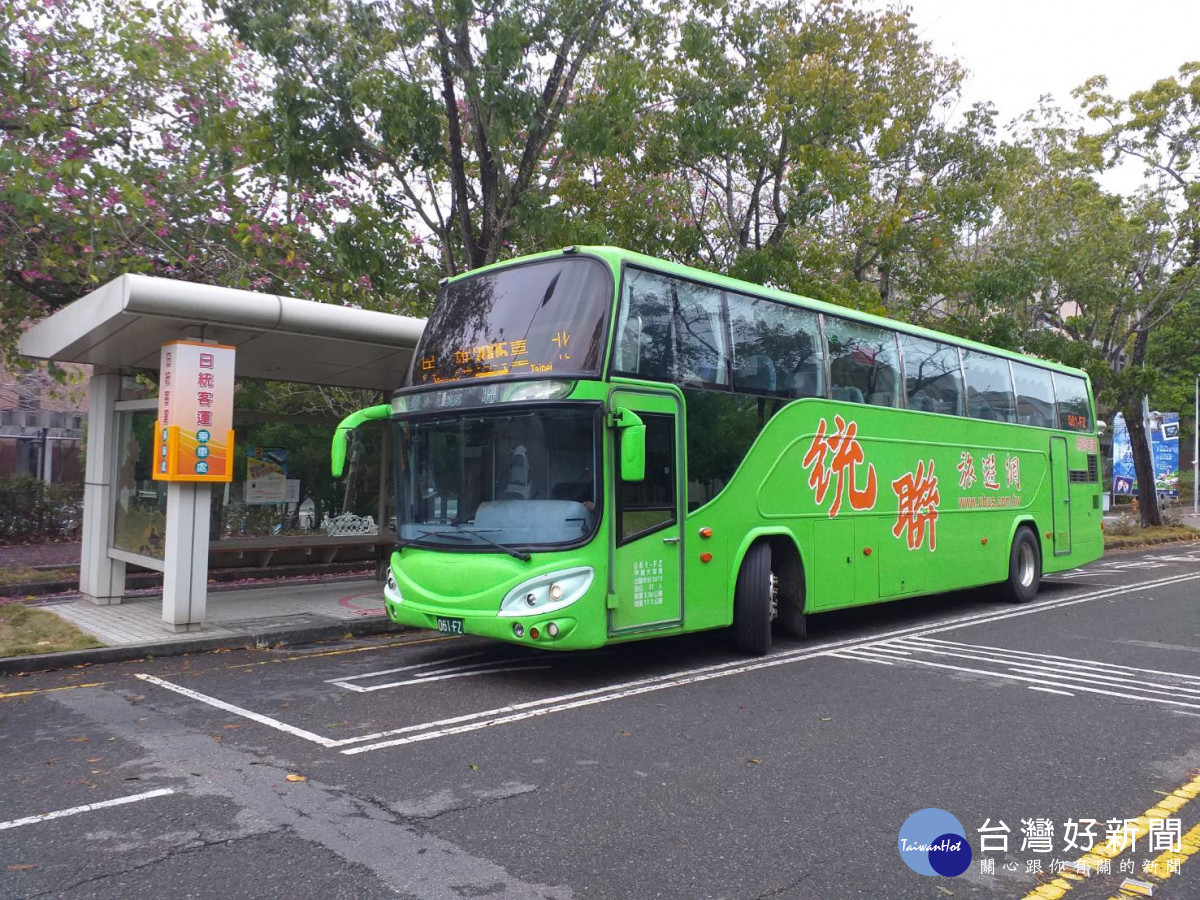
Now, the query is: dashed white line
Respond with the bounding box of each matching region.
[0,788,175,831]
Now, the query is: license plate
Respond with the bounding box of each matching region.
[436,617,464,635]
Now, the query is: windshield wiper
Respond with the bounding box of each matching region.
[408,528,531,562]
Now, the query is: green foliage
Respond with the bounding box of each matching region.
[220,0,659,273]
[0,602,103,658]
[0,475,82,542]
[0,0,433,358]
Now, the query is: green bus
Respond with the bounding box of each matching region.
[333,246,1103,655]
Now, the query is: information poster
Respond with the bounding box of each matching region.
[1111,412,1179,496]
[153,341,235,482]
[246,447,288,504]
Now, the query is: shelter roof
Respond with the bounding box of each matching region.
[19,274,424,392]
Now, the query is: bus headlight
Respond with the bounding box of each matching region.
[384,570,402,605]
[499,567,593,617]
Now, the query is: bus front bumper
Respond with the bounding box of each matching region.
[382,563,600,650]
[385,596,585,648]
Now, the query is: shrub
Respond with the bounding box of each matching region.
[0,475,83,542]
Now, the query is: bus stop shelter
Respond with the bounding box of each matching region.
[19,274,424,632]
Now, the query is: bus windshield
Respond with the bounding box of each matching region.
[395,406,599,550]
[412,257,612,385]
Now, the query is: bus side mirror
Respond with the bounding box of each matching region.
[1096,419,1107,436]
[331,404,391,477]
[614,407,646,483]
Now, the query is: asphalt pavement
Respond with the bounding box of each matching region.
[2,544,1199,899]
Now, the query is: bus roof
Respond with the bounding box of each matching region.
[446,245,1092,381]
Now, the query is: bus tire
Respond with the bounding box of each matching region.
[1003,526,1041,604]
[733,542,774,655]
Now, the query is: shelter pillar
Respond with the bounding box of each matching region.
[79,369,125,605]
[162,482,211,631]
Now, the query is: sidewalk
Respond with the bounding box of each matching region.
[2,578,398,674]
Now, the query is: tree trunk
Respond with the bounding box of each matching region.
[1123,327,1163,527]
[1123,408,1163,527]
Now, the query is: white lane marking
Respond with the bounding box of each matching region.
[342,572,1200,755]
[908,637,1200,684]
[135,570,1200,753]
[829,649,1200,711]
[333,571,1200,750]
[344,664,553,692]
[134,674,340,748]
[324,652,486,684]
[833,650,894,665]
[894,644,1200,698]
[0,788,175,831]
[1002,664,1200,699]
[330,657,549,693]
[1028,687,1075,697]
[858,645,913,657]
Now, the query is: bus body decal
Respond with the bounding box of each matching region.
[801,415,878,517]
[892,459,941,551]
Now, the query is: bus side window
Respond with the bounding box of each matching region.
[826,317,900,407]
[1053,372,1093,431]
[1011,361,1056,428]
[727,291,824,399]
[898,334,964,416]
[962,351,1017,423]
[615,271,675,381]
[675,280,729,388]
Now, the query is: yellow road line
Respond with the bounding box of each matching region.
[0,633,460,700]
[0,681,111,700]
[1024,772,1200,899]
[1107,820,1200,899]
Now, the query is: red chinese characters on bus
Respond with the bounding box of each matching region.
[801,415,878,518]
[892,459,940,551]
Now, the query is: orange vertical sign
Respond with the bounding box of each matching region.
[152,340,235,482]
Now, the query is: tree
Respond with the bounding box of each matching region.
[219,0,660,275]
[1075,66,1200,524]
[951,76,1200,526]
[0,0,429,359]
[550,0,1001,317]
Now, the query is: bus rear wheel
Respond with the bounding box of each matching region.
[733,542,775,655]
[1002,526,1041,604]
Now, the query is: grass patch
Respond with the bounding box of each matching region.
[0,602,103,658]
[1104,523,1200,551]
[0,564,78,587]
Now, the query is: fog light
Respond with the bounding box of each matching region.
[547,622,559,637]
[513,623,524,638]
[549,583,564,600]
[529,626,540,640]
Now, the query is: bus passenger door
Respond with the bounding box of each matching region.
[1050,436,1072,556]
[607,391,684,635]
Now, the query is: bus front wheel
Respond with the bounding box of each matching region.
[733,542,775,655]
[1003,526,1041,604]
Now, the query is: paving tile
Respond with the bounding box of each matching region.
[44,579,385,647]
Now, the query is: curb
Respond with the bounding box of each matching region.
[0,615,404,676]
[1103,535,1200,553]
[0,562,378,600]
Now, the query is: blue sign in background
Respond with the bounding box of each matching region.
[1112,412,1179,496]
